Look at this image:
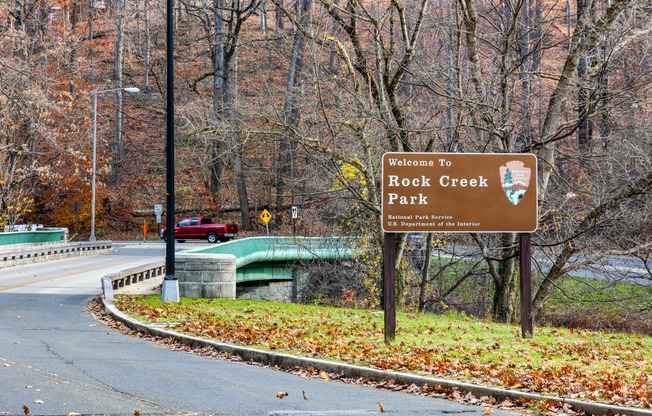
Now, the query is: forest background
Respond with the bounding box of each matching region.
[1,0,651,328]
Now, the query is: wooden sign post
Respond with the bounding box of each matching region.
[71,201,83,235]
[519,233,533,338]
[381,153,538,340]
[383,232,396,342]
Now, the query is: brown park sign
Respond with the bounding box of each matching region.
[382,153,538,233]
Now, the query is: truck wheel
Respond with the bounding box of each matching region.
[176,240,186,243]
[207,232,219,244]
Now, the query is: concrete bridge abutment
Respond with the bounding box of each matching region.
[176,253,237,299]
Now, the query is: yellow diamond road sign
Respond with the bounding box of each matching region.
[260,209,272,224]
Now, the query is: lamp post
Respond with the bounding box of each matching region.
[161,0,179,303]
[90,87,140,242]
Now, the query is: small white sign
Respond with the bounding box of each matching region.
[156,214,162,224]
[292,206,298,219]
[154,204,163,215]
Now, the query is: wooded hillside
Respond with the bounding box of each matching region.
[1,0,651,323]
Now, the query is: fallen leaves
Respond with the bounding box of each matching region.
[378,402,385,412]
[276,392,288,399]
[112,296,652,410]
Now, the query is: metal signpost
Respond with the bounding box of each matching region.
[72,201,83,235]
[381,153,538,341]
[260,209,272,236]
[154,204,163,227]
[292,206,298,235]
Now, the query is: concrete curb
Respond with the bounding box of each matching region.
[101,299,651,416]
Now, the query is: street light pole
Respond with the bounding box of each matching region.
[90,87,140,242]
[161,0,179,303]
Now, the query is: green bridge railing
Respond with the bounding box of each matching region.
[0,230,66,246]
[184,236,360,283]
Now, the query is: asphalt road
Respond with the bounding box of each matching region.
[0,242,522,416]
[425,245,651,283]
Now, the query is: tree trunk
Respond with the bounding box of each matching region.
[88,0,96,84]
[113,0,126,181]
[260,0,267,32]
[68,0,79,93]
[234,140,252,230]
[275,0,311,224]
[327,0,340,74]
[576,0,594,155]
[275,0,284,30]
[144,0,151,86]
[491,233,518,323]
[208,0,226,201]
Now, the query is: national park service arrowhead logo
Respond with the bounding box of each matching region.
[500,161,531,205]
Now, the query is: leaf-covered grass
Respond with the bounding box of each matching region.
[115,295,652,409]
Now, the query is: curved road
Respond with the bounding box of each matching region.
[0,242,520,416]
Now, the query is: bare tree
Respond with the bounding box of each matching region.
[274,0,312,225]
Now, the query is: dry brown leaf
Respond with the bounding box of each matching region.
[320,370,329,382]
[378,402,385,413]
[276,392,288,399]
[22,405,29,415]
[484,407,494,415]
[302,390,307,400]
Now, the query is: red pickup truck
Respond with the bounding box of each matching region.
[160,217,239,243]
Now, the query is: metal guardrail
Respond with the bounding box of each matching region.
[102,261,166,301]
[0,241,113,267]
[0,228,68,245]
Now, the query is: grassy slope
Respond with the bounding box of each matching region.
[115,295,652,410]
